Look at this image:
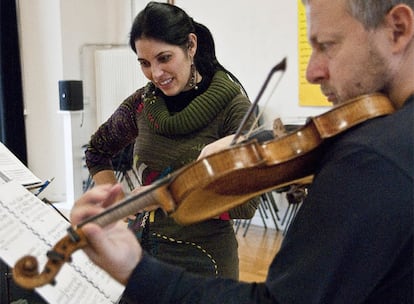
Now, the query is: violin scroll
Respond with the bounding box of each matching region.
[13,255,39,279]
[13,228,88,289]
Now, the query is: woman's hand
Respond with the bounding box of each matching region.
[197,134,236,160]
[70,184,142,285]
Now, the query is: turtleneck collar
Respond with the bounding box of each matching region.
[141,70,242,136]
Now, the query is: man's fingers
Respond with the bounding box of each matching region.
[101,184,124,208]
[71,184,123,224]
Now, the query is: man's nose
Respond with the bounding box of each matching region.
[306,52,328,84]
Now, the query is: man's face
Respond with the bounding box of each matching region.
[305,0,391,105]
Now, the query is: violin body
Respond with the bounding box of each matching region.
[12,93,395,289]
[170,93,395,224]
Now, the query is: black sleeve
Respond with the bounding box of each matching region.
[265,149,413,303]
[122,252,278,304]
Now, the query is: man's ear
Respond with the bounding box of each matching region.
[385,4,414,53]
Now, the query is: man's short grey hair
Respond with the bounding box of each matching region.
[302,0,414,29]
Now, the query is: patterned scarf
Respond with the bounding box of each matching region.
[142,70,241,136]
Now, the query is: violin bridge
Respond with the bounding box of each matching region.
[273,117,286,138]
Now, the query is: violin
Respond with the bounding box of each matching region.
[12,92,395,289]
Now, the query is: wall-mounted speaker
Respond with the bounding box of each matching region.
[58,80,83,111]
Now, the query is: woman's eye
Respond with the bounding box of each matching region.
[158,54,171,63]
[138,60,149,68]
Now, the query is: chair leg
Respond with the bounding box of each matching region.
[281,203,293,226]
[123,171,135,191]
[266,191,281,221]
[242,218,253,237]
[257,203,268,229]
[234,219,241,234]
[262,192,280,231]
[283,202,302,236]
[238,199,268,237]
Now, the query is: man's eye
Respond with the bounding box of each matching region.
[319,42,332,52]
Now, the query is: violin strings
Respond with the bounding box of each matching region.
[244,72,286,141]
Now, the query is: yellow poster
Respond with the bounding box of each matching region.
[298,0,330,106]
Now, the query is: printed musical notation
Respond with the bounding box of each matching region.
[0,142,41,186]
[0,181,124,304]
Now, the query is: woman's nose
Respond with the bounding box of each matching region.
[151,64,163,79]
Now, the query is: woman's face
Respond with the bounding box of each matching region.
[135,35,196,96]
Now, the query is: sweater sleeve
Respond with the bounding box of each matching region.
[85,90,142,177]
[123,252,278,304]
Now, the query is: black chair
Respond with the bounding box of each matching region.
[234,192,282,237]
[83,143,139,192]
[112,143,139,191]
[280,183,309,235]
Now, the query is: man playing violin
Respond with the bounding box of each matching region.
[70,0,413,302]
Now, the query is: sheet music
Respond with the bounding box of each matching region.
[0,142,42,186]
[0,181,124,303]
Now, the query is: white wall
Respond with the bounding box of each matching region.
[18,0,144,202]
[177,0,326,128]
[18,0,327,208]
[18,0,66,200]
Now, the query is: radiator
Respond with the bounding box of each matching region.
[94,46,146,125]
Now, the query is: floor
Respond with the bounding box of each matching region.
[236,224,283,282]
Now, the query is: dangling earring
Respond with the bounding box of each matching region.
[189,63,198,90]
